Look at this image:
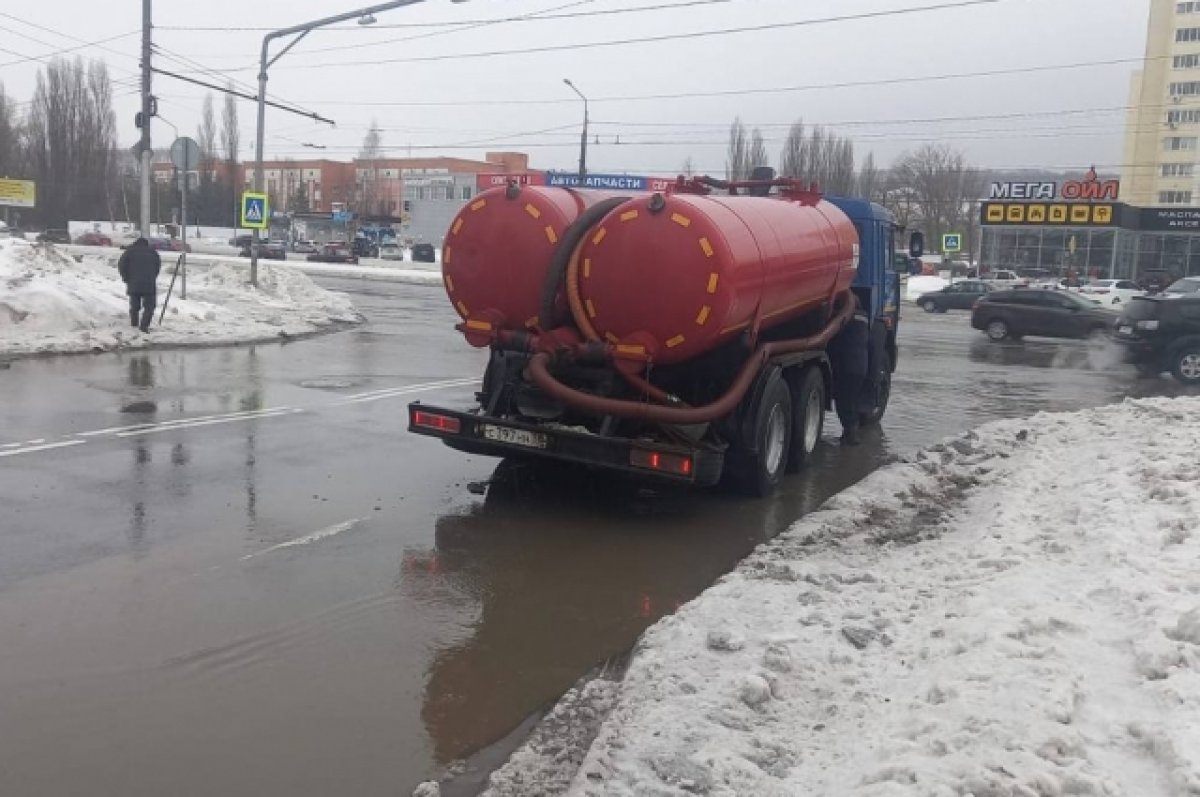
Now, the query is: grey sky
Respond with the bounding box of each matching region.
[0,0,1151,176]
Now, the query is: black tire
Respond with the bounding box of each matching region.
[786,366,825,473]
[1171,346,1200,386]
[860,353,893,427]
[922,300,937,313]
[985,319,1010,341]
[728,371,793,498]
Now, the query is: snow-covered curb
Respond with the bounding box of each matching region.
[59,245,444,287]
[478,397,1200,796]
[0,238,362,357]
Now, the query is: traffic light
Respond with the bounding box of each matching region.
[402,200,411,213]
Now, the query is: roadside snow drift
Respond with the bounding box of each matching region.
[486,397,1200,797]
[0,238,360,356]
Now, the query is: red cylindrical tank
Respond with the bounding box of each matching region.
[569,192,859,364]
[442,185,623,336]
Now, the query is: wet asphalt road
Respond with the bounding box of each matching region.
[0,280,1190,797]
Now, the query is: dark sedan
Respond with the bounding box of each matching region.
[36,229,72,244]
[239,242,287,261]
[971,288,1118,341]
[306,244,359,265]
[916,280,992,312]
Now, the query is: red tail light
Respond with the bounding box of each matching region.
[412,410,461,434]
[631,448,693,476]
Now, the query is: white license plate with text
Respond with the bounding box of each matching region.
[481,425,548,449]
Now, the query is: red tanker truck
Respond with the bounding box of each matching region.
[408,172,906,496]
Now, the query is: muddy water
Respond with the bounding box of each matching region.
[0,284,1188,797]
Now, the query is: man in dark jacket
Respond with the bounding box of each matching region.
[117,238,162,332]
[826,299,871,446]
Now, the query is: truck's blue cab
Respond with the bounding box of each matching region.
[826,196,902,417]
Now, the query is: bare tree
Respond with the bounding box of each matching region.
[24,58,117,226]
[856,152,880,203]
[779,120,806,179]
[0,82,22,179]
[748,129,769,174]
[357,122,383,215]
[889,143,985,257]
[192,93,222,224]
[725,117,751,182]
[220,85,240,226]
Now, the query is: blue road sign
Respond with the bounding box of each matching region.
[241,192,269,229]
[942,233,962,253]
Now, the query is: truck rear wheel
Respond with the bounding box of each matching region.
[860,354,892,427]
[786,366,825,473]
[729,370,792,497]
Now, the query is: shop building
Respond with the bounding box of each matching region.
[981,175,1200,279]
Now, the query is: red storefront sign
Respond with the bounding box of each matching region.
[475,172,546,190]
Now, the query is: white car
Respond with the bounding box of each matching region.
[379,244,404,261]
[984,269,1022,288]
[1078,279,1144,306]
[1164,277,1200,296]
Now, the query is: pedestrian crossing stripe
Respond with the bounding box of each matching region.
[241,192,270,229]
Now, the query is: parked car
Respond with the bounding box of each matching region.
[148,237,191,253]
[36,229,72,244]
[74,232,114,247]
[411,243,436,263]
[1077,279,1144,306]
[292,240,318,254]
[983,269,1022,289]
[917,280,993,312]
[379,243,404,261]
[307,243,358,264]
[971,288,1119,342]
[1138,270,1178,294]
[1113,296,1200,384]
[239,241,287,260]
[1164,277,1200,296]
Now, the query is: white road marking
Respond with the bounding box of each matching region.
[337,377,477,405]
[0,439,87,458]
[76,407,298,437]
[241,518,365,560]
[0,442,22,449]
[115,408,303,437]
[24,439,46,445]
[340,377,477,401]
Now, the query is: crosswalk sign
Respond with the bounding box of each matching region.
[241,192,269,229]
[942,233,962,253]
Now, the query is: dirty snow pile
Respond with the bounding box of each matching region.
[0,238,360,356]
[490,397,1200,797]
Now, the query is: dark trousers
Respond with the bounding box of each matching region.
[834,371,865,434]
[129,292,156,331]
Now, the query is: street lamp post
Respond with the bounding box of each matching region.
[563,78,589,179]
[251,1,468,286]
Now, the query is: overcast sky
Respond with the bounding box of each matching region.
[0,0,1152,176]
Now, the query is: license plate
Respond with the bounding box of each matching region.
[1117,325,1133,335]
[481,425,548,449]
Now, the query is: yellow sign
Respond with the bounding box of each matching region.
[980,202,1117,228]
[0,178,36,208]
[240,192,269,230]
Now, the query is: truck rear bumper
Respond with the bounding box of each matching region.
[408,402,724,487]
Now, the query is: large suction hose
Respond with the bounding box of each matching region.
[538,196,630,330]
[528,291,855,424]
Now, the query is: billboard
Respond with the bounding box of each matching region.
[0,178,36,208]
[980,201,1122,228]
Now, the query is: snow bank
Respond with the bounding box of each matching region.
[0,238,360,357]
[492,397,1200,796]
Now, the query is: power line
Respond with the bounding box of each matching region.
[0,29,139,70]
[151,67,335,126]
[155,0,735,33]
[167,0,1003,74]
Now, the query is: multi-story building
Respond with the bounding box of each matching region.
[1123,0,1200,206]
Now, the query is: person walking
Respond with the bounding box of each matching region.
[826,297,871,446]
[117,238,162,333]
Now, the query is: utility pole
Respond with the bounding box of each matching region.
[564,78,589,179]
[139,0,153,238]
